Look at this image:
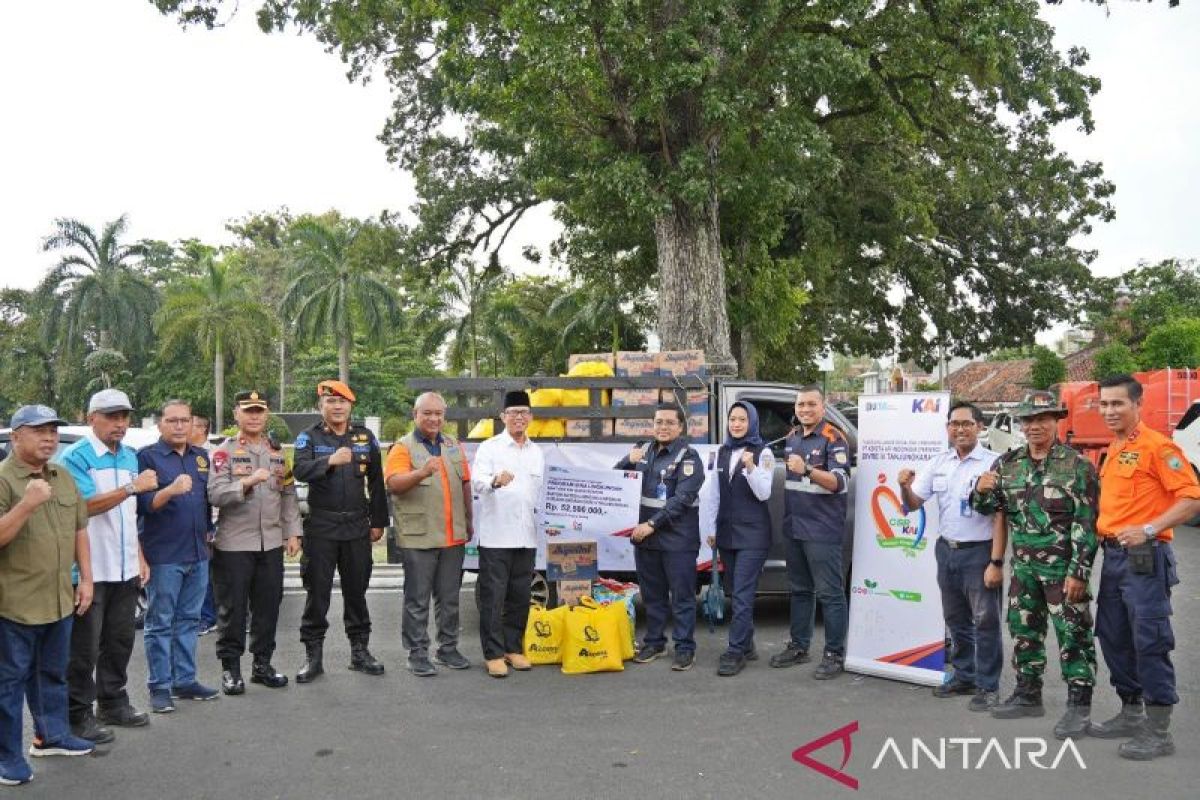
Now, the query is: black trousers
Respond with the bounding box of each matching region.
[300,534,373,645]
[68,578,139,721]
[212,548,284,663]
[475,547,535,661]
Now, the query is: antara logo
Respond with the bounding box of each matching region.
[911,398,942,414]
[793,722,1086,790]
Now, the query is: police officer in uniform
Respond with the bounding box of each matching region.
[615,404,706,671]
[771,385,851,680]
[701,401,773,677]
[292,380,389,683]
[207,391,301,695]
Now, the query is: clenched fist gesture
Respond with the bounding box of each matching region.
[975,471,1000,495]
[328,446,353,466]
[133,469,159,494]
[169,474,193,496]
[628,447,645,465]
[22,478,53,509]
[493,470,515,488]
[897,468,916,488]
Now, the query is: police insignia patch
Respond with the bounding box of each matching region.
[835,451,848,465]
[196,456,208,471]
[683,462,694,477]
[212,451,228,471]
[295,432,309,449]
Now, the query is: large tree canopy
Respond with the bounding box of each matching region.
[156,0,1115,377]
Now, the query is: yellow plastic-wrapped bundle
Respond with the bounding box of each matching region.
[527,386,566,438]
[467,418,494,439]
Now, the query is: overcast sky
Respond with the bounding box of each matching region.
[1,1,1196,298]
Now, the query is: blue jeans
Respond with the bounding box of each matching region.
[144,560,208,691]
[785,538,848,656]
[1,615,73,774]
[718,548,767,656]
[1095,541,1180,705]
[935,538,1003,691]
[200,571,217,628]
[634,548,698,654]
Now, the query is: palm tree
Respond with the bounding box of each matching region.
[417,259,527,377]
[39,215,157,354]
[279,218,402,383]
[156,255,276,430]
[548,280,636,359]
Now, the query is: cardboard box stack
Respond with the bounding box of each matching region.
[614,351,660,438]
[565,354,615,437]
[656,350,710,442]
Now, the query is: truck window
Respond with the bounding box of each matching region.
[752,400,796,450]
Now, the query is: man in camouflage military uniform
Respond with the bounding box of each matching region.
[971,391,1099,738]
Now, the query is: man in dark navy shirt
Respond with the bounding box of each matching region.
[137,399,218,712]
[615,404,706,671]
[770,385,852,680]
[291,380,389,682]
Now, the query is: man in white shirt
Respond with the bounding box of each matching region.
[899,401,1004,712]
[470,390,545,678]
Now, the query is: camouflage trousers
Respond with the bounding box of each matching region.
[1007,559,1096,687]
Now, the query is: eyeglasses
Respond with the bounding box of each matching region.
[162,417,193,426]
[504,409,532,417]
[946,421,978,429]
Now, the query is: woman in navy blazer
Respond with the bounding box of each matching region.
[702,401,774,676]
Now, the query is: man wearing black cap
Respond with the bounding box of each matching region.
[291,380,389,683]
[470,390,545,678]
[207,391,301,695]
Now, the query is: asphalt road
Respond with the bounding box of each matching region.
[15,531,1200,799]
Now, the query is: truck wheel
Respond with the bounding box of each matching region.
[531,571,552,607]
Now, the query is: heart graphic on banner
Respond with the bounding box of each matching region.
[871,482,927,555]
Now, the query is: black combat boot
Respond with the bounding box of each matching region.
[221,659,245,696]
[296,642,324,684]
[991,674,1045,719]
[250,658,289,688]
[1118,705,1175,761]
[1053,685,1092,739]
[1089,692,1145,738]
[349,640,385,676]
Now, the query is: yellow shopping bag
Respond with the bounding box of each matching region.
[561,603,625,674]
[578,597,634,661]
[523,604,568,665]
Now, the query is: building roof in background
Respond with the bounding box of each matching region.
[946,359,1034,405]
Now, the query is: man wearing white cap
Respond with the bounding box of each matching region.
[59,389,158,741]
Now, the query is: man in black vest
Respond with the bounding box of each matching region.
[615,404,706,671]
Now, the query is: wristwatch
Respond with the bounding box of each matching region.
[803,463,813,477]
[1141,524,1157,543]
[989,558,1004,568]
[123,482,137,497]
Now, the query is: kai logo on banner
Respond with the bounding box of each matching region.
[793,722,1087,790]
[911,398,942,414]
[870,473,927,556]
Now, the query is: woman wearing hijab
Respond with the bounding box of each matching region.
[702,401,774,676]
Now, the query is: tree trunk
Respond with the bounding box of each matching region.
[214,338,224,433]
[338,335,350,384]
[739,325,757,380]
[654,197,737,376]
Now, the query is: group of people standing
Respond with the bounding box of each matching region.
[0,372,1186,786]
[899,376,1188,762]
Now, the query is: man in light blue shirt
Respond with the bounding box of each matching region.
[899,401,1004,711]
[59,389,157,742]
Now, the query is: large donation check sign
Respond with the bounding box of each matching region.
[538,462,642,572]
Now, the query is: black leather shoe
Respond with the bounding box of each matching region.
[71,712,115,744]
[250,661,289,688]
[717,651,746,677]
[97,705,149,728]
[296,643,324,684]
[671,650,696,671]
[407,654,437,677]
[221,662,245,696]
[932,678,976,698]
[350,643,385,676]
[769,643,810,668]
[813,653,845,680]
